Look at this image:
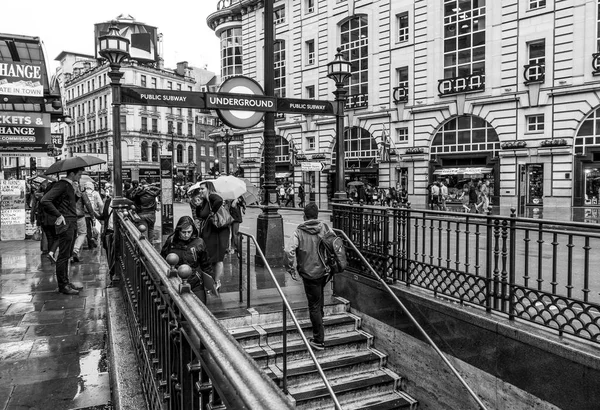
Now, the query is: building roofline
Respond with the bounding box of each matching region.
[55,50,96,61]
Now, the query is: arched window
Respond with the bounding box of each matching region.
[275,136,290,162]
[274,40,286,98]
[152,142,159,162]
[575,107,600,154]
[341,15,369,109]
[333,126,378,169]
[431,116,500,155]
[141,141,148,162]
[188,146,194,163]
[177,144,184,163]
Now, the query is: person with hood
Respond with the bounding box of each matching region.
[130,179,161,243]
[161,216,212,303]
[284,202,328,351]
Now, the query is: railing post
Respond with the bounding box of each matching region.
[508,208,517,320]
[405,203,412,286]
[485,213,493,313]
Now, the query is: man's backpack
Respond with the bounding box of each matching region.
[318,224,348,278]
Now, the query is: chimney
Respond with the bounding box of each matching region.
[176,61,189,75]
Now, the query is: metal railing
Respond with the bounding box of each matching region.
[235,232,342,409]
[332,227,488,410]
[114,209,294,410]
[332,204,600,343]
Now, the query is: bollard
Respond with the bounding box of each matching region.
[138,224,147,240]
[177,264,193,294]
[166,253,179,278]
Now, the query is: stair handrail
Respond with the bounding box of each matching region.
[333,228,489,410]
[238,232,343,410]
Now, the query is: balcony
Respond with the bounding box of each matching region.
[437,73,485,96]
[345,93,368,110]
[592,53,600,76]
[392,85,408,104]
[523,63,545,85]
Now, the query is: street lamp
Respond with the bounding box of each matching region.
[327,47,352,202]
[98,20,130,203]
[212,127,243,175]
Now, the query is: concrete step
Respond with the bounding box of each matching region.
[230,313,361,349]
[346,391,419,410]
[291,368,400,410]
[267,349,387,389]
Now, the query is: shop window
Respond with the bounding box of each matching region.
[527,164,544,205]
[584,166,600,205]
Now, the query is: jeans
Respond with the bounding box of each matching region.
[72,217,87,254]
[56,219,77,288]
[138,211,156,242]
[302,276,327,343]
[42,224,59,254]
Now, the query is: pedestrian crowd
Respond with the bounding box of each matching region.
[427,179,491,213]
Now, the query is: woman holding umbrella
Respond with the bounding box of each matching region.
[193,181,230,294]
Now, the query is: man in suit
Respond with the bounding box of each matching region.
[41,167,85,295]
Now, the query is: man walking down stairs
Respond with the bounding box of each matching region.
[220,296,419,410]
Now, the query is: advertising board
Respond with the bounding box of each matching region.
[0,111,51,152]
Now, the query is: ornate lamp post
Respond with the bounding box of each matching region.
[327,47,352,202]
[98,21,130,203]
[212,127,243,175]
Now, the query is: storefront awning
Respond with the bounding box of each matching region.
[275,172,292,179]
[433,167,493,176]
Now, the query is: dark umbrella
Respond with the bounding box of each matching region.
[45,155,106,175]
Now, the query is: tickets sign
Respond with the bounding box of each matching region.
[0,61,44,98]
[0,112,51,152]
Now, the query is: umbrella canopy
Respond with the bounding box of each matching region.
[188,176,247,200]
[242,191,260,205]
[79,174,96,188]
[45,156,106,175]
[347,181,364,186]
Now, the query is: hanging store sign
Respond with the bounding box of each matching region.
[433,167,493,176]
[0,61,44,98]
[121,86,206,108]
[0,112,50,152]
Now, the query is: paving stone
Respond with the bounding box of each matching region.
[0,315,23,327]
[21,310,65,325]
[0,340,34,361]
[0,353,82,385]
[0,385,14,410]
[24,322,79,339]
[79,320,107,334]
[4,302,40,316]
[0,326,28,343]
[42,298,87,311]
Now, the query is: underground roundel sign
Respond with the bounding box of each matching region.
[213,76,275,129]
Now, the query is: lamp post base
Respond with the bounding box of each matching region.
[332,191,349,203]
[255,205,285,267]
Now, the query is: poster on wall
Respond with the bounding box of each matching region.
[0,111,51,152]
[1,179,26,240]
[160,155,173,240]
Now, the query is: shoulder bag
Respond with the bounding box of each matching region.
[211,205,234,229]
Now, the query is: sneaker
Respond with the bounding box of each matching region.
[58,285,79,295]
[68,282,84,290]
[46,252,56,263]
[71,252,80,263]
[215,280,222,291]
[308,338,325,351]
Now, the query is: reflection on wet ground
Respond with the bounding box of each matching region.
[0,240,110,410]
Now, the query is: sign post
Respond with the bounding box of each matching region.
[160,155,173,241]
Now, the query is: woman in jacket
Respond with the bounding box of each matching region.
[193,181,230,293]
[161,216,212,303]
[227,196,246,254]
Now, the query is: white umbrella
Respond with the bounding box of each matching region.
[187,176,247,200]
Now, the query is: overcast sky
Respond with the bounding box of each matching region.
[2,0,221,74]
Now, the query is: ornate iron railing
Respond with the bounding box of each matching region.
[114,209,294,410]
[332,204,600,343]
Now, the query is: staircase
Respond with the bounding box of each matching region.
[218,296,419,410]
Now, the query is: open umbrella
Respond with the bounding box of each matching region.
[79,174,96,188]
[188,176,247,200]
[347,181,364,187]
[45,155,106,175]
[242,191,259,205]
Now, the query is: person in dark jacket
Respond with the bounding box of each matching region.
[130,179,161,243]
[227,196,246,254]
[161,216,212,303]
[98,183,116,282]
[284,202,328,351]
[41,167,85,295]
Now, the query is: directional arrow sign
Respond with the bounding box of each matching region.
[300,162,325,171]
[121,86,206,109]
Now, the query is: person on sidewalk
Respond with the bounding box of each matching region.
[83,181,104,249]
[130,179,161,243]
[284,202,328,351]
[98,183,116,283]
[41,167,85,295]
[285,184,295,207]
[228,196,246,254]
[71,181,100,263]
[161,216,212,303]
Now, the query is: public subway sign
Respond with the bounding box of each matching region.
[277,98,334,115]
[0,112,50,152]
[121,87,206,109]
[0,61,44,97]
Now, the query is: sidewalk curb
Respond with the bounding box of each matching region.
[106,286,147,410]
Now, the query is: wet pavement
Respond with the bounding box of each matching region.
[0,240,110,410]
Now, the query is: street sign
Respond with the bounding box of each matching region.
[277,98,335,115]
[216,76,269,129]
[300,162,325,171]
[0,112,51,152]
[121,86,205,108]
[205,92,276,112]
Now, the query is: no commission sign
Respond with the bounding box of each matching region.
[214,77,274,129]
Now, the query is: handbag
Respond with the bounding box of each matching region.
[211,206,234,229]
[32,227,42,241]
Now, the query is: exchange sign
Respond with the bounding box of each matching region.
[0,112,50,152]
